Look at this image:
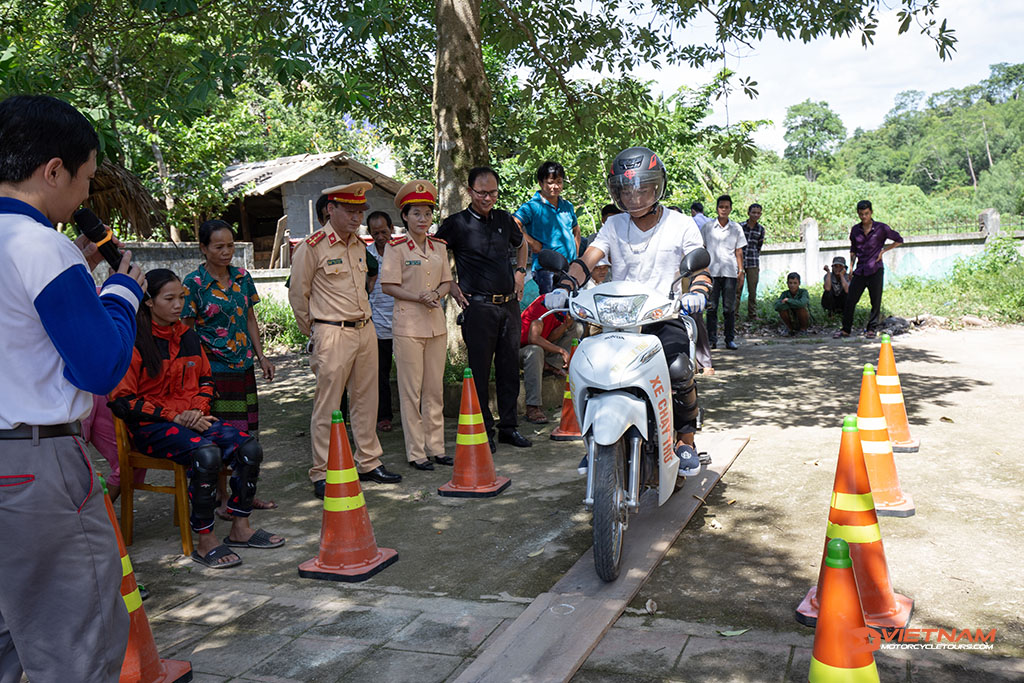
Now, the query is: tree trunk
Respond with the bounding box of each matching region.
[150,139,181,242]
[982,119,994,168]
[434,0,491,363]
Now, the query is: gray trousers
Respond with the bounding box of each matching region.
[520,334,575,407]
[0,435,129,683]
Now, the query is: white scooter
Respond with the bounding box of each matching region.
[537,247,711,581]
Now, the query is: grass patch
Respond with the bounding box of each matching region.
[255,296,308,351]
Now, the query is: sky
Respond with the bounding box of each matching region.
[621,0,1024,153]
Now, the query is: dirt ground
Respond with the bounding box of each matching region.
[113,324,1024,676]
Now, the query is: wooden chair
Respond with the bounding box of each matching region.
[114,417,231,557]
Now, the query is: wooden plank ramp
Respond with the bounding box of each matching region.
[453,433,749,683]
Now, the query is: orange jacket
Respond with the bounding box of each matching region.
[110,321,214,424]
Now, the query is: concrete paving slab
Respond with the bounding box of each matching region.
[156,590,271,627]
[163,629,291,678]
[676,636,791,682]
[226,596,346,636]
[304,605,420,644]
[580,626,686,676]
[337,647,462,683]
[239,634,370,682]
[569,671,667,683]
[149,619,216,653]
[385,612,504,656]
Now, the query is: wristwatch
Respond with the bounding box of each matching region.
[515,267,527,274]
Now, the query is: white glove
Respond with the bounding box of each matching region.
[679,292,706,315]
[544,289,569,310]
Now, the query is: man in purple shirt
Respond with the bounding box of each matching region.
[834,200,903,339]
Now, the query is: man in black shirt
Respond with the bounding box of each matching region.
[437,167,531,450]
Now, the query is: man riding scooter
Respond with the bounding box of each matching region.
[545,147,712,477]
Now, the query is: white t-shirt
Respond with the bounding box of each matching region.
[590,208,704,295]
[702,219,747,278]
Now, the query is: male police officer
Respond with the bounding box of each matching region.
[289,182,401,499]
[0,94,145,682]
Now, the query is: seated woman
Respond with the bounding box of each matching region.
[110,269,284,568]
[774,271,810,335]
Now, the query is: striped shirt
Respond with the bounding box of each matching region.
[741,221,765,268]
[366,242,394,340]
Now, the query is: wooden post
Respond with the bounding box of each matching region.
[239,197,252,242]
[269,215,288,269]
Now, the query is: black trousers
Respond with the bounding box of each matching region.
[842,268,884,333]
[821,290,847,315]
[377,338,394,422]
[462,299,520,434]
[706,276,738,344]
[642,318,700,435]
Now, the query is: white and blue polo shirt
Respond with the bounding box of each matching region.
[0,197,143,429]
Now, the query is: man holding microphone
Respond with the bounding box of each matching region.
[0,95,146,682]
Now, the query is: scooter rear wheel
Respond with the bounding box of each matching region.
[592,439,628,582]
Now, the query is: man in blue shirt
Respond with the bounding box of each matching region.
[0,95,146,682]
[513,161,580,295]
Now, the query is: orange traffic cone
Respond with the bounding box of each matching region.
[551,339,582,441]
[439,369,511,498]
[97,477,192,683]
[877,334,920,453]
[298,411,398,582]
[858,364,915,517]
[796,415,913,630]
[808,538,880,683]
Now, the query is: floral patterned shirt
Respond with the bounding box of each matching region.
[182,263,260,372]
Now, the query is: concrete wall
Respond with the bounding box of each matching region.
[281,166,399,238]
[91,241,253,287]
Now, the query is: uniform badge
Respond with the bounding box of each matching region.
[327,232,338,246]
[327,258,343,266]
[405,260,421,266]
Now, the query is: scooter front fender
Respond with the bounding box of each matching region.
[581,391,648,446]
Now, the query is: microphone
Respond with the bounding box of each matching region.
[73,208,122,270]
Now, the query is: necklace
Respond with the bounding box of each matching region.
[627,218,658,254]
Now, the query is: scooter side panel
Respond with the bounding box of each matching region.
[580,392,648,445]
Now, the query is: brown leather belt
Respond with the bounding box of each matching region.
[0,422,82,440]
[314,318,371,329]
[467,293,514,305]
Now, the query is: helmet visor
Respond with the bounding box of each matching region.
[606,172,665,214]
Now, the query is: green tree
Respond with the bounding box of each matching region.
[783,99,847,181]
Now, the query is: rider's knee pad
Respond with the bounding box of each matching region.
[236,438,263,467]
[667,353,694,387]
[191,444,222,479]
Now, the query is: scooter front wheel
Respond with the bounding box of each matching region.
[592,439,628,582]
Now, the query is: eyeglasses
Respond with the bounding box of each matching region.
[470,188,499,198]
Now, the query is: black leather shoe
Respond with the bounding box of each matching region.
[498,429,532,448]
[431,455,454,466]
[358,465,403,484]
[409,460,434,471]
[313,479,326,499]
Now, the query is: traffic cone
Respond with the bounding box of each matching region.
[858,364,915,517]
[96,476,192,683]
[551,339,582,441]
[808,538,880,683]
[298,411,398,582]
[796,416,913,630]
[439,369,511,498]
[877,334,920,453]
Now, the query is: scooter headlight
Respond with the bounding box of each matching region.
[594,294,647,326]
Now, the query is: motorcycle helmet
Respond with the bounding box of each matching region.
[606,146,666,215]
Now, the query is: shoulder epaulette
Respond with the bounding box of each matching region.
[389,236,408,247]
[427,236,447,245]
[305,230,326,247]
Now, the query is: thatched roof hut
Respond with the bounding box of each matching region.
[84,160,163,239]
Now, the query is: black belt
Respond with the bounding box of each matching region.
[467,293,514,305]
[0,422,81,440]
[314,318,371,329]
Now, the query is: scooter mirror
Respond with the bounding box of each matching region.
[679,247,710,278]
[537,249,569,273]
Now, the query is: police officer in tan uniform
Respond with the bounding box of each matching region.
[380,181,453,471]
[289,182,402,499]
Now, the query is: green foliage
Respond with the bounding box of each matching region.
[255,296,307,350]
[783,99,847,181]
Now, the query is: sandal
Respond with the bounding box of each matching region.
[832,330,850,339]
[190,544,242,569]
[864,329,876,339]
[223,528,285,549]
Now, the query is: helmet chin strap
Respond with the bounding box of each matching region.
[632,202,660,219]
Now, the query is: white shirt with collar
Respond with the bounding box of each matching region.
[702,218,748,278]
